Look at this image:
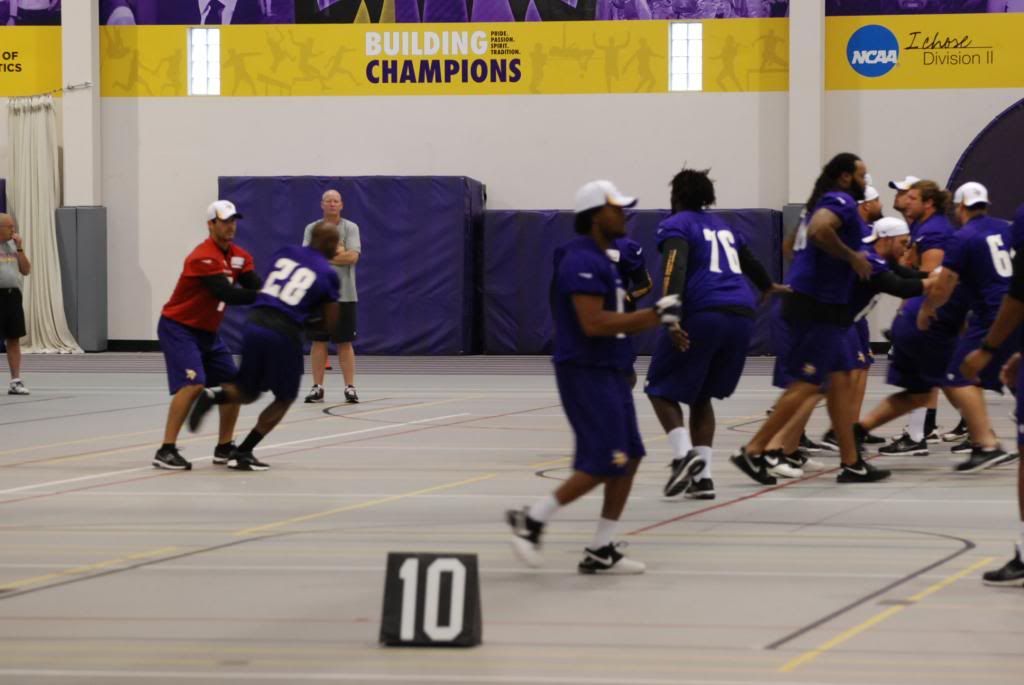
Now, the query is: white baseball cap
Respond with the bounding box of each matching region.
[859,186,880,204]
[207,200,243,221]
[888,176,920,191]
[863,216,910,243]
[953,181,989,208]
[574,180,638,214]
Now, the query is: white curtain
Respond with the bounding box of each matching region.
[7,95,81,354]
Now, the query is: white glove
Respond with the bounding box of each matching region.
[655,294,681,325]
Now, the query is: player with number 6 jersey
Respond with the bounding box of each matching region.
[186,221,342,472]
[918,182,1018,473]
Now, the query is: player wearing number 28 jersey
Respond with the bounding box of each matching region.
[186,221,342,472]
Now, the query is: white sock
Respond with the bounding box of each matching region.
[590,517,617,550]
[693,445,713,479]
[668,427,693,461]
[907,408,927,442]
[10,378,19,383]
[528,495,560,524]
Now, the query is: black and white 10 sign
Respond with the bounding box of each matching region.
[379,552,482,647]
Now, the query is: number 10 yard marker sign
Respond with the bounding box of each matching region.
[379,552,482,647]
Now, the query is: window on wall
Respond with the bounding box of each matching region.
[669,23,703,92]
[189,28,221,96]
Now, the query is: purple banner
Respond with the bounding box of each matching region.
[4,1,60,25]
[826,1,1024,16]
[101,0,787,23]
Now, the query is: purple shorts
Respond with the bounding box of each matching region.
[157,316,237,395]
[851,319,873,370]
[555,363,645,477]
[770,304,794,389]
[778,317,857,387]
[235,323,305,402]
[886,311,956,394]
[645,310,753,404]
[945,322,1019,392]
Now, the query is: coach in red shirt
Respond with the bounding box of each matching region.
[154,200,262,471]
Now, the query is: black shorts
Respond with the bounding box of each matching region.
[0,288,26,340]
[308,302,357,343]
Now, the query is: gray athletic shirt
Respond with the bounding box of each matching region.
[302,218,360,302]
[0,241,23,289]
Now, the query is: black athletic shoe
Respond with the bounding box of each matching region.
[578,542,645,575]
[837,459,891,483]
[950,439,974,454]
[954,446,1013,473]
[664,450,707,498]
[187,388,216,433]
[153,446,191,471]
[861,429,886,445]
[213,441,237,465]
[685,478,716,500]
[982,547,1024,587]
[226,450,270,471]
[924,429,940,444]
[344,385,359,403]
[506,507,544,567]
[878,432,929,456]
[820,429,840,452]
[942,419,968,442]
[730,448,777,485]
[800,432,826,453]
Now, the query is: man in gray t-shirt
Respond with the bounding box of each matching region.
[301,189,362,404]
[0,213,32,395]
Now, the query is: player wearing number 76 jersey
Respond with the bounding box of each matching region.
[187,221,343,471]
[645,168,786,501]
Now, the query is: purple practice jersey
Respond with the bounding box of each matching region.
[655,210,756,311]
[253,245,340,326]
[941,215,1013,326]
[912,213,954,256]
[611,237,645,278]
[551,236,633,371]
[787,191,862,304]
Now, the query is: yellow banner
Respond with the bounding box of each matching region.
[100,26,188,97]
[0,27,62,97]
[827,15,1024,90]
[703,19,788,93]
[100,19,790,97]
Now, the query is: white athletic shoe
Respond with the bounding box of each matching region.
[765,451,803,479]
[7,380,29,395]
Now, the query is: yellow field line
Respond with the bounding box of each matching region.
[779,556,996,673]
[234,473,498,537]
[0,546,178,591]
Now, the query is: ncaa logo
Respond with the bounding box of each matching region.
[846,24,899,78]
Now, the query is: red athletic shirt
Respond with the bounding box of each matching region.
[161,238,255,332]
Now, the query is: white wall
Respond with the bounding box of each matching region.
[102,92,788,340]
[826,88,1024,339]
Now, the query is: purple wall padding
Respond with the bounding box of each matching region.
[482,209,782,355]
[217,175,485,355]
